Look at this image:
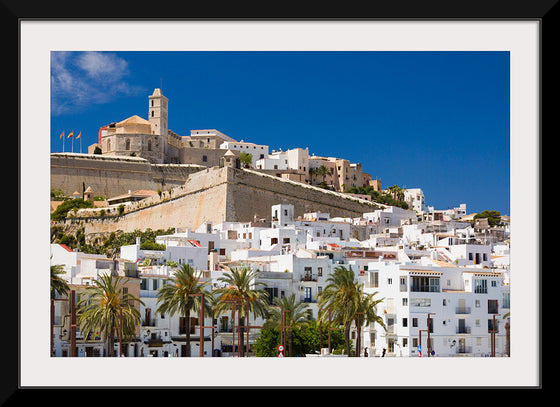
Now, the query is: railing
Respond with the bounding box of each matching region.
[142,319,156,327]
[456,326,471,334]
[455,307,471,314]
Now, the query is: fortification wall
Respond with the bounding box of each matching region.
[73,167,230,237]
[226,168,377,222]
[68,166,378,239]
[51,153,204,198]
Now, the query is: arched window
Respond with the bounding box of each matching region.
[106,139,111,152]
[125,138,131,150]
[147,138,152,151]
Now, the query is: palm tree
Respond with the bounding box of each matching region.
[353,287,385,356]
[51,263,69,299]
[77,273,143,357]
[265,294,311,356]
[156,263,210,357]
[317,165,330,184]
[318,265,363,356]
[213,267,269,356]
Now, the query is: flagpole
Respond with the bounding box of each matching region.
[62,131,65,152]
[72,133,74,153]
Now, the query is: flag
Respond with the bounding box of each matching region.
[60,131,64,139]
[76,132,81,139]
[68,131,73,138]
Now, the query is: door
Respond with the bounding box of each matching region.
[458,299,466,314]
[458,338,466,353]
[304,287,312,303]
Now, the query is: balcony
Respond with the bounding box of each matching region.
[455,306,471,314]
[456,326,471,334]
[456,346,472,354]
[301,274,318,282]
[142,319,156,327]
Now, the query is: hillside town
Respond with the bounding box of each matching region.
[51,194,510,358]
[50,89,510,358]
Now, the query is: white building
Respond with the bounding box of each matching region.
[363,206,417,228]
[220,140,269,166]
[403,188,426,213]
[361,259,510,357]
[255,147,309,176]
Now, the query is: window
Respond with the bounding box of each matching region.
[152,279,158,290]
[369,272,379,288]
[474,279,488,294]
[488,299,499,314]
[402,318,408,327]
[411,298,431,307]
[411,276,440,292]
[317,267,323,277]
[402,298,408,306]
[202,155,207,162]
[125,138,131,150]
[503,292,510,308]
[412,318,418,327]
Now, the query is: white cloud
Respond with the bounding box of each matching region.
[51,51,143,116]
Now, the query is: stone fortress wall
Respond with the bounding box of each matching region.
[51,153,205,198]
[58,161,378,240]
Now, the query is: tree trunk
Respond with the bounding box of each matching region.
[344,323,352,356]
[106,332,114,357]
[184,305,191,357]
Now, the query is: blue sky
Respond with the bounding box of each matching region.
[51,51,510,215]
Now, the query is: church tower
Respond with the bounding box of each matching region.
[148,88,169,158]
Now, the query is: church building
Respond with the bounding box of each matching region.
[89,88,240,166]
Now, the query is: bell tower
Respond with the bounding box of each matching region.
[148,88,169,158]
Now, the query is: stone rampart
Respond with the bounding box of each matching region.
[66,166,379,239]
[51,153,204,198]
[226,168,377,222]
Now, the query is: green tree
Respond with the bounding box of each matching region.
[51,198,94,221]
[213,267,269,355]
[264,294,311,357]
[240,152,253,168]
[50,263,69,299]
[316,165,332,183]
[474,210,502,227]
[253,328,281,357]
[156,264,210,357]
[353,288,385,356]
[318,265,365,356]
[77,273,144,357]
